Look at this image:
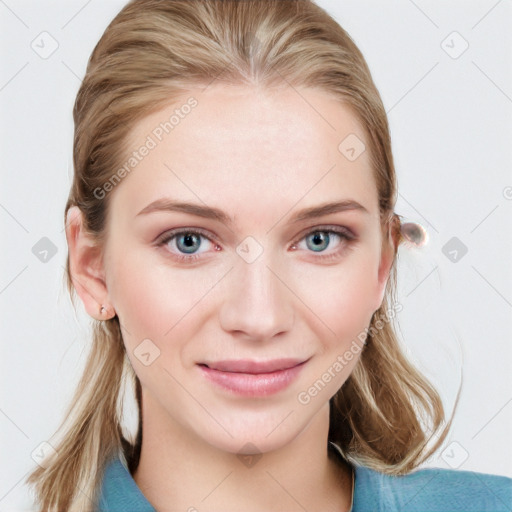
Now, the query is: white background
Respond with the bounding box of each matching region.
[1,0,511,509]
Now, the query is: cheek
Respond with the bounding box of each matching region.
[293,259,377,402]
[293,252,379,339]
[106,247,226,348]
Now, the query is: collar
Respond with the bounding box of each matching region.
[98,445,373,512]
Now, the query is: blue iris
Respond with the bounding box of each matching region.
[176,233,202,254]
[306,232,330,252]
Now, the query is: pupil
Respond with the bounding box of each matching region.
[179,233,199,253]
[309,232,329,252]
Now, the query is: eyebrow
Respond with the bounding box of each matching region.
[135,198,369,224]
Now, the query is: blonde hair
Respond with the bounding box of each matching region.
[26,1,456,510]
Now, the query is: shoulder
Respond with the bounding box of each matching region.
[352,464,512,512]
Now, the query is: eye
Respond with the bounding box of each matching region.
[155,225,356,263]
[290,226,355,261]
[156,228,219,262]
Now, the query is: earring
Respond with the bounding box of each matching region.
[399,221,428,247]
[99,304,114,319]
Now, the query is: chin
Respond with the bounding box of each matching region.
[203,431,294,457]
[190,408,318,458]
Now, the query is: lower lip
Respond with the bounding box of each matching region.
[197,361,307,397]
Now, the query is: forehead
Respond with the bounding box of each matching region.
[109,84,378,224]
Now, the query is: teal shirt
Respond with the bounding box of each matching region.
[96,451,512,511]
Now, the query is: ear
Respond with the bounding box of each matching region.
[65,206,114,320]
[373,215,398,312]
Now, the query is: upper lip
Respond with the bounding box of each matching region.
[199,358,307,374]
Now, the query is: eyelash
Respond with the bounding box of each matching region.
[155,225,356,263]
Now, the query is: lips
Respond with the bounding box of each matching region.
[199,358,306,374]
[197,357,309,397]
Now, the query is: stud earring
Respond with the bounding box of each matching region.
[99,304,115,319]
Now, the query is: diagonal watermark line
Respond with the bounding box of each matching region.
[386,62,439,114]
[199,54,335,131]
[472,397,512,439]
[472,61,512,105]
[265,410,294,438]
[59,335,78,365]
[0,0,29,28]
[407,0,439,28]
[200,60,236,93]
[275,70,336,131]
[64,266,133,336]
[0,408,29,439]
[61,60,83,82]
[61,0,93,29]
[398,192,439,233]
[60,60,118,120]
[399,471,440,511]
[108,307,131,334]
[163,267,234,337]
[468,468,512,510]
[201,471,233,502]
[469,204,499,233]
[405,265,438,297]
[0,203,29,233]
[163,163,207,204]
[471,265,512,307]
[112,313,132,337]
[204,29,336,131]
[0,470,30,504]
[265,471,308,511]
[266,265,336,336]
[266,164,337,235]
[471,0,503,30]
[0,265,28,295]
[0,61,29,92]
[163,163,236,238]
[162,366,234,438]
[75,482,97,508]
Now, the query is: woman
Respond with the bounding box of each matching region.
[26,0,512,511]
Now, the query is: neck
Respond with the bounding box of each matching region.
[132,391,353,512]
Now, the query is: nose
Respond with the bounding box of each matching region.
[218,251,294,341]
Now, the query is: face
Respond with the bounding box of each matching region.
[76,84,394,455]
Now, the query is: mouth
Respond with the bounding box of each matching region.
[198,358,308,374]
[196,358,309,397]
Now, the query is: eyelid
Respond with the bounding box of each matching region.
[155,227,218,246]
[290,224,356,245]
[156,224,355,246]
[155,224,356,262]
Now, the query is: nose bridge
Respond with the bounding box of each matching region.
[219,245,294,339]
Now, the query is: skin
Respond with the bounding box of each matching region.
[66,84,395,512]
